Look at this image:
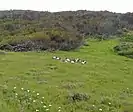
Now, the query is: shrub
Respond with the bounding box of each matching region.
[120,35,133,42]
[114,42,133,58]
[0,28,84,51]
[2,86,62,112]
[67,92,90,102]
[100,96,121,108]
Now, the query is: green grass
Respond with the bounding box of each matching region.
[0,39,133,112]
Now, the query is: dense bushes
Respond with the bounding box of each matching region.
[120,34,133,42]
[114,32,133,58]
[114,42,133,58]
[0,10,133,38]
[1,10,133,51]
[0,28,84,51]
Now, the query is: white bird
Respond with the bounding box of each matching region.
[65,60,68,63]
[71,61,75,64]
[52,56,56,59]
[81,61,86,64]
[66,58,70,62]
[56,57,60,60]
[75,58,79,62]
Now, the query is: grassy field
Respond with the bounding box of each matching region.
[0,39,133,112]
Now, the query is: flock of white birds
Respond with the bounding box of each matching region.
[52,56,87,65]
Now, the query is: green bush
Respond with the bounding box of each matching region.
[114,42,133,58]
[120,34,133,42]
[0,28,84,51]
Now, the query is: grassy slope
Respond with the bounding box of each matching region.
[0,39,133,112]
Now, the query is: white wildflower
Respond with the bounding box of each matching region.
[49,104,52,107]
[36,109,39,112]
[42,97,44,99]
[46,109,49,111]
[43,105,46,108]
[37,93,39,96]
[58,110,61,112]
[33,100,36,103]
[108,102,111,105]
[41,101,43,104]
[58,107,61,109]
[21,88,24,90]
[27,90,30,92]
[99,108,102,111]
[14,87,16,89]
[15,93,18,96]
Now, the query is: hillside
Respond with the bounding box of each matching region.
[0,10,133,51]
[1,39,133,112]
[1,9,133,112]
